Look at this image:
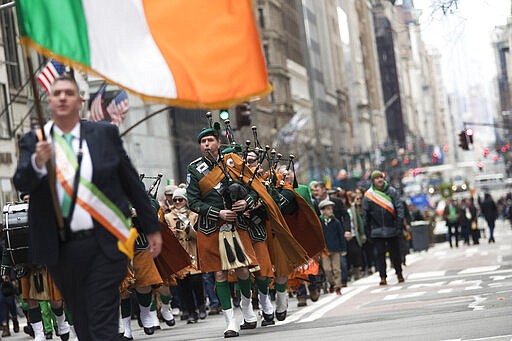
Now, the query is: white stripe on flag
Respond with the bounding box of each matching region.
[81,0,177,99]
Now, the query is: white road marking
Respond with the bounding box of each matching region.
[449,279,482,289]
[438,288,454,294]
[278,294,339,325]
[467,295,486,311]
[458,266,500,274]
[370,286,402,294]
[299,285,369,322]
[408,271,446,279]
[408,281,446,289]
[383,291,426,301]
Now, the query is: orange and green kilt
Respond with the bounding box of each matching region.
[197,228,258,273]
[133,249,163,288]
[251,240,274,278]
[21,267,62,301]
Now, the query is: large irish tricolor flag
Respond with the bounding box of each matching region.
[16,0,271,108]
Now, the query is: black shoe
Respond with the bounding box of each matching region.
[45,331,53,339]
[120,336,133,340]
[164,317,176,327]
[199,308,207,320]
[187,312,199,324]
[143,326,154,335]
[239,320,257,330]
[224,329,239,338]
[275,310,287,321]
[261,312,275,326]
[13,319,19,333]
[24,325,34,338]
[59,332,70,341]
[180,313,189,321]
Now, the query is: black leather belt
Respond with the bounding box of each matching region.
[67,229,95,241]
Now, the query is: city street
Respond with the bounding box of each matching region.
[4,220,512,341]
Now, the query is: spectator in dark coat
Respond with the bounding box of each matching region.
[479,193,498,243]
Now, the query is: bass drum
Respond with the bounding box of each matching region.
[2,202,31,265]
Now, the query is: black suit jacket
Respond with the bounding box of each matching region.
[13,121,160,266]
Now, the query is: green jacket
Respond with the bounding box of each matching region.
[186,156,257,235]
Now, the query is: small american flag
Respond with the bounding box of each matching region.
[89,84,107,122]
[106,91,129,126]
[37,60,66,94]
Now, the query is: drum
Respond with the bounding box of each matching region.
[2,202,31,265]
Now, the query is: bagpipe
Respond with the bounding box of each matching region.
[139,173,163,199]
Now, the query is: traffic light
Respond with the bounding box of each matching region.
[219,108,230,121]
[466,128,474,144]
[235,103,251,127]
[458,131,469,150]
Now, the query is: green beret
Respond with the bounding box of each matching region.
[221,147,236,155]
[371,170,383,180]
[197,128,218,143]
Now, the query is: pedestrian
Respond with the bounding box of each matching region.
[12,75,162,340]
[363,170,405,285]
[443,199,460,248]
[318,200,346,295]
[164,188,207,324]
[343,191,366,282]
[479,193,498,243]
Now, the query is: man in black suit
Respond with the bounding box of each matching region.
[13,75,162,340]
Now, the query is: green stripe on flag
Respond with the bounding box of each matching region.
[16,0,90,66]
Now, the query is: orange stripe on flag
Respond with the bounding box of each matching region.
[143,0,269,104]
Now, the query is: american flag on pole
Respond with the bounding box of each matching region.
[106,91,129,126]
[37,60,66,94]
[89,84,107,122]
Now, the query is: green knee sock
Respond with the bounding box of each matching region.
[28,306,42,324]
[121,298,132,319]
[237,276,252,299]
[255,277,270,295]
[136,291,152,308]
[64,307,73,326]
[160,294,171,305]
[215,281,232,310]
[150,299,157,311]
[275,281,287,293]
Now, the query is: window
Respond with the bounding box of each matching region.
[258,7,265,28]
[0,83,11,139]
[1,5,22,89]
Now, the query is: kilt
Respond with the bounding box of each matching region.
[21,267,63,301]
[133,250,163,288]
[197,228,258,273]
[252,240,274,278]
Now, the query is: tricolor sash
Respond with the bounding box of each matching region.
[52,132,138,259]
[365,186,396,216]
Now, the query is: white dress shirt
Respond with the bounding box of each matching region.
[31,121,94,232]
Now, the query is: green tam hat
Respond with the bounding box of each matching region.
[371,170,384,180]
[197,128,218,143]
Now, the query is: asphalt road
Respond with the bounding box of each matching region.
[4,220,512,341]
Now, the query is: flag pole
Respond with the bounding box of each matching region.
[119,106,172,138]
[23,46,67,241]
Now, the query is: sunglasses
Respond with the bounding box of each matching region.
[247,159,257,164]
[172,198,185,203]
